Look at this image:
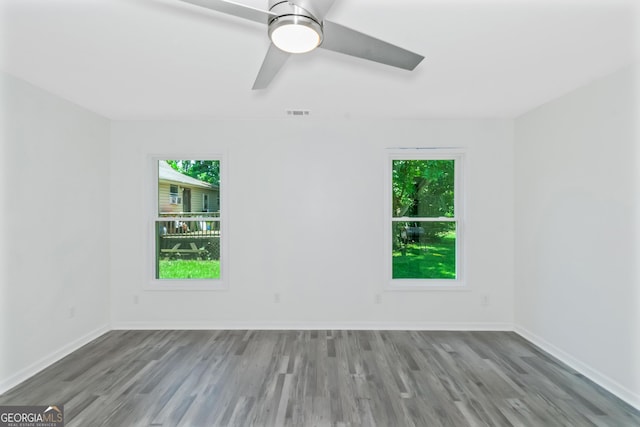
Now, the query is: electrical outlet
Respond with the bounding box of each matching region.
[69,307,76,318]
[274,293,281,303]
[133,295,139,305]
[374,294,382,304]
[481,294,490,307]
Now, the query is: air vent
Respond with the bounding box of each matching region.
[286,109,310,117]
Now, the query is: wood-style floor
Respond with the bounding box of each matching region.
[1,330,638,426]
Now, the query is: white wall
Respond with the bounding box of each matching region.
[0,73,111,392]
[3,61,638,408]
[110,119,515,329]
[514,65,640,407]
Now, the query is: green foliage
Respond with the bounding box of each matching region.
[158,259,220,279]
[392,160,455,239]
[167,160,220,186]
[392,159,454,218]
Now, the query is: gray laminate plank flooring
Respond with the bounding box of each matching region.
[1,330,638,426]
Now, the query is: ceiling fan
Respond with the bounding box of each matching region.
[178,0,424,89]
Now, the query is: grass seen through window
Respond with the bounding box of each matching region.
[392,230,455,279]
[158,260,220,279]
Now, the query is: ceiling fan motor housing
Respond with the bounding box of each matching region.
[268,0,324,51]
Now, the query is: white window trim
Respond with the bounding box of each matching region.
[384,149,467,291]
[146,155,228,291]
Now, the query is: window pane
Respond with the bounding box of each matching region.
[392,221,456,279]
[158,160,220,215]
[156,221,221,279]
[392,160,454,218]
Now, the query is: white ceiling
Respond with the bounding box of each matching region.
[1,0,638,120]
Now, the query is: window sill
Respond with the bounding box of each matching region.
[385,280,468,291]
[144,280,228,291]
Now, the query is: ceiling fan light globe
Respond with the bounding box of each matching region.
[268,14,323,54]
[271,24,320,53]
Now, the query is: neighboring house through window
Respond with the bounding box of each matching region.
[152,159,225,289]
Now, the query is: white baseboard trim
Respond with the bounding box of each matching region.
[514,325,640,411]
[111,321,513,331]
[0,324,110,395]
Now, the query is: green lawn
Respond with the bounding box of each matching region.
[392,233,456,279]
[158,260,220,279]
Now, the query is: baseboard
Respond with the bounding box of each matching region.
[514,325,640,411]
[0,324,110,395]
[111,321,513,331]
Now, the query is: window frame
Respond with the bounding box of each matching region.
[146,155,228,291]
[384,149,466,291]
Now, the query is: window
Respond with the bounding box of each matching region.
[153,159,224,287]
[168,185,180,205]
[386,150,464,288]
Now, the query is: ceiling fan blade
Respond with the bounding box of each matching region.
[252,43,291,90]
[290,0,337,21]
[320,20,424,71]
[179,0,275,24]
